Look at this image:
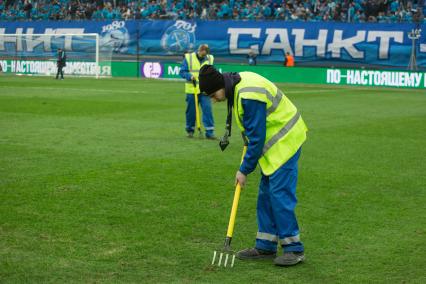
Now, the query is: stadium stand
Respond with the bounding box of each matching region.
[0,0,424,23]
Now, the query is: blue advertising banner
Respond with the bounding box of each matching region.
[140,20,426,67]
[0,20,137,60]
[1,20,425,67]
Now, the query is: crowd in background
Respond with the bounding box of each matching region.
[0,0,424,23]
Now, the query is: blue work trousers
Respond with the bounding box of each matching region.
[185,93,215,137]
[255,148,304,253]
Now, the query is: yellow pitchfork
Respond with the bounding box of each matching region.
[192,79,202,138]
[211,142,248,268]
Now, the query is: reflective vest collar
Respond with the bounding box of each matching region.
[187,53,212,72]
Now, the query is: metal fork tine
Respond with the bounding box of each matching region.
[211,251,217,265]
[211,251,236,268]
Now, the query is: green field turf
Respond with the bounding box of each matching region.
[1,75,425,283]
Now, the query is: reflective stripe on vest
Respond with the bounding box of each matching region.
[237,87,283,116]
[238,88,300,155]
[262,111,300,154]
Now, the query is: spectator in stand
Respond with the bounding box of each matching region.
[23,0,32,19]
[69,1,77,19]
[91,6,103,20]
[0,0,422,23]
[122,5,133,20]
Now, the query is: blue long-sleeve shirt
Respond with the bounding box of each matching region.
[239,99,267,175]
[179,57,193,81]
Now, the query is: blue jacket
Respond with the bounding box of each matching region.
[239,99,266,175]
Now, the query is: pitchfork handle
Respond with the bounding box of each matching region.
[225,145,247,238]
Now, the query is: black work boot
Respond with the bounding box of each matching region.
[274,251,305,266]
[236,248,276,260]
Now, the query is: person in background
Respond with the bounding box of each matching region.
[56,48,66,80]
[247,50,257,66]
[179,44,216,139]
[284,52,294,67]
[23,0,32,19]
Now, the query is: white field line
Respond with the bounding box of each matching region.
[0,86,146,94]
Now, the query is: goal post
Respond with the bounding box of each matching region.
[0,33,112,78]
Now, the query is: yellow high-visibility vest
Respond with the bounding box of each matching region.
[234,72,308,176]
[184,52,214,94]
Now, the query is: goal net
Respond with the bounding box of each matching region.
[0,33,112,78]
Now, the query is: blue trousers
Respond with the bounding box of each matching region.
[255,148,304,253]
[185,93,215,137]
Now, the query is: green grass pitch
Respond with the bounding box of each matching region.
[1,75,425,283]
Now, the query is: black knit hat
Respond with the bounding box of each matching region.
[199,65,225,96]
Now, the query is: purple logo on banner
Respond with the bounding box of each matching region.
[141,62,163,78]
